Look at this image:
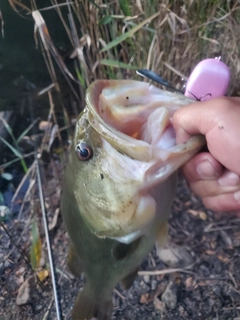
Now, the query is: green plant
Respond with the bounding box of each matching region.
[0,115,39,172]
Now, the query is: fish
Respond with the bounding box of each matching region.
[61,79,205,320]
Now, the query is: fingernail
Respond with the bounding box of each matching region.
[234,190,240,202]
[218,171,240,187]
[196,160,218,179]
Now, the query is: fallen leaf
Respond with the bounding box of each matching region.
[49,208,60,231]
[185,276,196,289]
[205,250,215,255]
[187,209,207,220]
[217,254,230,263]
[187,209,198,216]
[154,298,166,314]
[136,0,143,13]
[157,245,194,268]
[161,281,177,309]
[140,293,149,304]
[210,241,217,249]
[16,276,35,305]
[37,269,49,282]
[16,267,26,275]
[199,211,207,220]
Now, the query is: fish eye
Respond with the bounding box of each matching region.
[75,142,93,161]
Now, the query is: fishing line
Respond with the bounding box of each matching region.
[29,94,63,320]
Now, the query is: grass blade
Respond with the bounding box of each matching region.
[0,136,23,159]
[30,220,42,270]
[98,15,113,26]
[0,113,15,142]
[0,136,28,173]
[16,118,40,144]
[100,12,160,53]
[0,152,35,171]
[119,0,132,16]
[100,59,138,70]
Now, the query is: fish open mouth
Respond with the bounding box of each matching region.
[86,80,205,191]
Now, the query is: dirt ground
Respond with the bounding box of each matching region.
[1,160,240,320]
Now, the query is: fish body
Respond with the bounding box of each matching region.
[61,80,205,319]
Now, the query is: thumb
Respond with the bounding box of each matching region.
[181,152,223,182]
[172,97,240,175]
[172,100,212,144]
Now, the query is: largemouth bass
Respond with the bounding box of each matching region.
[61,80,205,320]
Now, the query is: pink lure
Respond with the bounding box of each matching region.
[185,58,230,101]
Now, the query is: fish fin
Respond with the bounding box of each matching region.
[67,243,83,277]
[120,267,138,290]
[155,222,168,252]
[72,285,113,320]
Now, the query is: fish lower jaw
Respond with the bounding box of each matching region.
[107,195,157,244]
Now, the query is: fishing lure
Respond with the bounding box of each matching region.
[137,57,231,101]
[185,57,230,100]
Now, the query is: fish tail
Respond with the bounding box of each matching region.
[72,284,113,320]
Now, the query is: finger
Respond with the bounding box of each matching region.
[173,97,240,175]
[203,192,240,212]
[181,152,223,183]
[189,171,240,198]
[172,97,240,143]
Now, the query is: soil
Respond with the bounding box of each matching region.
[1,159,240,320]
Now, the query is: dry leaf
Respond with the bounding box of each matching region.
[154,298,166,313]
[16,279,30,305]
[157,246,194,268]
[16,276,35,305]
[198,281,207,287]
[30,221,42,270]
[49,208,60,231]
[199,211,207,220]
[140,293,149,304]
[210,241,217,249]
[187,209,198,216]
[16,267,26,275]
[205,250,215,255]
[187,209,207,220]
[37,269,49,282]
[217,254,230,263]
[136,0,143,13]
[185,276,196,289]
[161,281,177,309]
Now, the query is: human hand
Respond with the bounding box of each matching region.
[172,97,240,213]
